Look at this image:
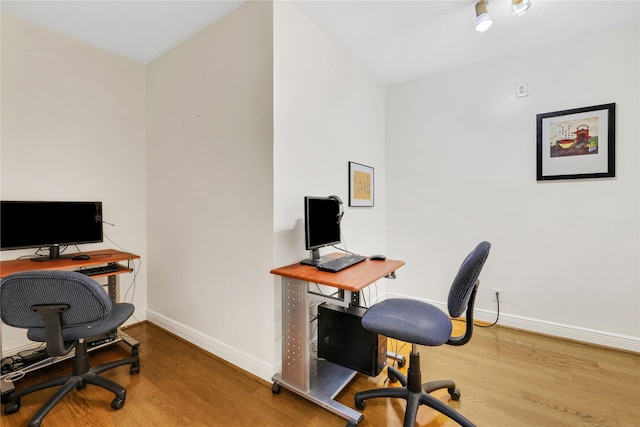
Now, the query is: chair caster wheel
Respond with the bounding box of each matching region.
[271,383,281,394]
[346,421,358,427]
[111,397,125,410]
[354,397,366,410]
[448,387,461,401]
[130,363,140,375]
[1,392,13,404]
[4,398,20,414]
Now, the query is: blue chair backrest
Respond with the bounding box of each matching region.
[447,241,491,318]
[0,270,112,329]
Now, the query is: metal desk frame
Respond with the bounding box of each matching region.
[271,255,405,426]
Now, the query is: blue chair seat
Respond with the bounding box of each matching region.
[361,298,452,347]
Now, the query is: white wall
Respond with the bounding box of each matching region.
[0,14,148,351]
[273,1,387,268]
[386,22,640,351]
[145,1,276,379]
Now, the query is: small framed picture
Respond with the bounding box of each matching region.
[349,162,374,207]
[536,103,615,181]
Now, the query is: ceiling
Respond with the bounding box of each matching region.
[2,1,639,86]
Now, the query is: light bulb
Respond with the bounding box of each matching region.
[475,1,492,32]
[511,0,531,16]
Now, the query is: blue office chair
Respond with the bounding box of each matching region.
[0,270,140,427]
[354,241,491,427]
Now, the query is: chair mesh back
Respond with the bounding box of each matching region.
[0,270,112,329]
[447,241,491,318]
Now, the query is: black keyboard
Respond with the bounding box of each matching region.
[76,265,119,276]
[316,254,367,273]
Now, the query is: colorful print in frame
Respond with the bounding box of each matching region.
[536,103,615,181]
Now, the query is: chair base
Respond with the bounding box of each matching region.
[3,342,140,427]
[354,352,475,427]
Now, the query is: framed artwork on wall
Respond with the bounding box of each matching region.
[536,103,615,181]
[348,162,374,207]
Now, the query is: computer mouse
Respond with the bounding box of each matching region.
[72,254,90,260]
[370,254,386,261]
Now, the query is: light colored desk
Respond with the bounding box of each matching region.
[270,254,405,426]
[0,249,140,396]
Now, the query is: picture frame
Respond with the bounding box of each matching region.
[349,162,374,207]
[536,103,615,181]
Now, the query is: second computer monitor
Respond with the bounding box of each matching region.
[301,196,342,265]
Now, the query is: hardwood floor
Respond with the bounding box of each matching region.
[2,321,638,426]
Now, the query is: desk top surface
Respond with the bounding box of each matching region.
[0,249,140,278]
[271,254,405,292]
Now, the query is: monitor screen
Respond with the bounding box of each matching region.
[301,196,341,265]
[0,201,103,261]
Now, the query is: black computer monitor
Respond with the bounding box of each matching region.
[0,201,103,261]
[301,196,342,265]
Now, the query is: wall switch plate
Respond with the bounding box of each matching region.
[516,83,528,98]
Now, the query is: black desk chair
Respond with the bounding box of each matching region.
[0,270,140,427]
[354,241,491,427]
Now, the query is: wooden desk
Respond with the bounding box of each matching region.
[271,255,405,293]
[270,255,405,427]
[0,248,139,278]
[0,249,141,396]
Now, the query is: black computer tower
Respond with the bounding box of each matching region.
[317,303,387,377]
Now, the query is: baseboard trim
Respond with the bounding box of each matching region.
[485,311,640,352]
[386,292,640,353]
[146,309,277,382]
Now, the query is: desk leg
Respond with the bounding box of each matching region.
[107,273,119,302]
[118,332,140,357]
[279,277,310,390]
[106,273,140,357]
[273,278,364,426]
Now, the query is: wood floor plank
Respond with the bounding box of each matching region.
[2,322,638,426]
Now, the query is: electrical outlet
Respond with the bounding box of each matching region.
[493,288,502,302]
[516,83,528,98]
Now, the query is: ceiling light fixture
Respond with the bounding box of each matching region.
[511,0,532,15]
[475,0,492,32]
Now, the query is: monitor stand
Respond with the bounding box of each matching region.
[30,245,74,262]
[300,249,326,266]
